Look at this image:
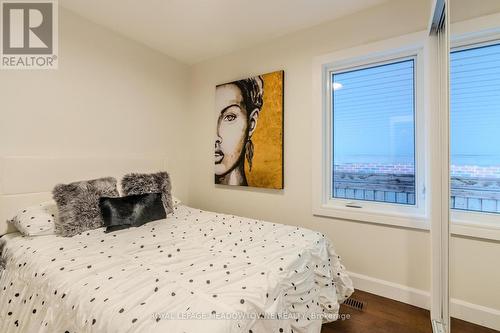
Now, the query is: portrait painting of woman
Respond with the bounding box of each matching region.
[214,70,284,189]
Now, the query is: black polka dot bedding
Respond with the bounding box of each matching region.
[0,205,353,333]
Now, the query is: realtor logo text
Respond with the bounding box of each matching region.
[1,0,58,69]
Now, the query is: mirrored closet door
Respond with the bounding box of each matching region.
[429,1,450,332]
[450,0,500,332]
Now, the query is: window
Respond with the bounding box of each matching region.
[332,59,417,206]
[450,42,500,215]
[313,42,427,229]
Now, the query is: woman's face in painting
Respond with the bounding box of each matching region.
[215,84,248,176]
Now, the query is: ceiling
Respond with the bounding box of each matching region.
[60,0,388,64]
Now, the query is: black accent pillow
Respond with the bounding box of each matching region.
[98,193,166,233]
[121,172,173,215]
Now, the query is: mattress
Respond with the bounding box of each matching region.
[0,205,353,333]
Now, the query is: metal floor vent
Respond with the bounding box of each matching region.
[344,297,365,311]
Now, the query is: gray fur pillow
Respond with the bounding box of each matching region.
[121,172,173,215]
[52,177,119,237]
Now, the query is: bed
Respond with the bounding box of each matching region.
[0,157,353,333]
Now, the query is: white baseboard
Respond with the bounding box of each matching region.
[347,271,500,331]
[449,298,500,331]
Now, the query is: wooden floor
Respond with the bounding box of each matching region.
[322,290,499,333]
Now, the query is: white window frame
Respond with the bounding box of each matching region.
[312,33,430,230]
[449,22,500,241]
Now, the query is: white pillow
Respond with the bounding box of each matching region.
[172,196,182,206]
[7,201,58,236]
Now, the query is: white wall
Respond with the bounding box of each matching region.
[188,0,500,314]
[0,8,191,200]
[451,0,500,23]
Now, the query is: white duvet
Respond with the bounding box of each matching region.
[0,205,353,333]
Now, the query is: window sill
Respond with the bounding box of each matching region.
[313,205,500,241]
[451,222,500,242]
[451,210,500,241]
[313,204,429,231]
